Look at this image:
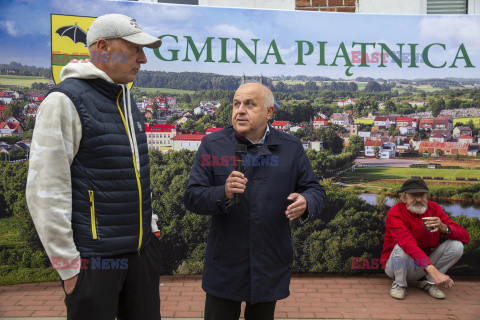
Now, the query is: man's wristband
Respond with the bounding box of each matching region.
[444,225,450,235]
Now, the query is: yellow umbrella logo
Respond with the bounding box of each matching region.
[51,14,93,84]
[50,14,133,89]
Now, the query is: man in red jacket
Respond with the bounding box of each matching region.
[381,178,469,300]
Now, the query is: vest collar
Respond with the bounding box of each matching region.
[87,78,123,101]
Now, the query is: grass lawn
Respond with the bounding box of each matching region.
[0,75,50,87]
[320,80,367,90]
[355,82,367,90]
[0,217,24,248]
[342,167,480,181]
[416,85,443,92]
[354,118,374,125]
[271,80,368,90]
[0,266,59,286]
[454,117,480,126]
[0,217,60,285]
[272,80,304,85]
[342,180,475,193]
[135,86,195,95]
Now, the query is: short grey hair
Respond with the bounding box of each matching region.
[238,82,274,110]
[398,191,406,203]
[263,86,274,111]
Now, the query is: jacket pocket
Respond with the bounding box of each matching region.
[64,267,84,297]
[88,190,98,240]
[213,166,232,186]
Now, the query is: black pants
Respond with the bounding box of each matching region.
[204,293,276,320]
[61,234,162,320]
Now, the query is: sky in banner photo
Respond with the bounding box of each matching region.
[1,0,480,80]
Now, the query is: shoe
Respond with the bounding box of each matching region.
[417,280,446,299]
[390,281,406,300]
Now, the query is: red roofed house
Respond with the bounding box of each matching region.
[0,105,7,119]
[364,140,382,157]
[458,135,474,144]
[419,118,434,131]
[374,116,391,129]
[7,122,24,134]
[434,115,453,132]
[0,92,13,104]
[0,121,8,129]
[206,127,223,134]
[313,118,329,129]
[271,120,290,132]
[26,105,38,118]
[145,123,179,151]
[453,126,473,139]
[28,92,44,102]
[433,118,450,131]
[171,133,206,151]
[419,141,468,156]
[412,118,420,129]
[364,140,395,158]
[330,113,353,126]
[388,115,398,125]
[431,129,451,141]
[337,98,355,107]
[429,132,447,143]
[154,97,166,108]
[396,117,412,128]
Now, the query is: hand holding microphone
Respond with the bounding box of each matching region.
[225,171,248,200]
[224,144,248,203]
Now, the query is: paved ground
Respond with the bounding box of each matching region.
[0,274,479,319]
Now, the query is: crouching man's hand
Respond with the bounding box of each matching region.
[426,265,455,288]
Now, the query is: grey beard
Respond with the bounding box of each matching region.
[407,202,427,215]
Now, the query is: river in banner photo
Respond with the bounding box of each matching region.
[358,193,480,218]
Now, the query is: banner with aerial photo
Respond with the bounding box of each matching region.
[0,0,479,280]
[2,0,480,79]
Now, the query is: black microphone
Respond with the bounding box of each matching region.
[234,144,247,204]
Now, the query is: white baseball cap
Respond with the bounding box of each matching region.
[86,13,162,49]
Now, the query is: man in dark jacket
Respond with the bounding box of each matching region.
[184,82,326,320]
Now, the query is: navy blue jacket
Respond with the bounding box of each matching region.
[49,78,152,257]
[184,126,326,303]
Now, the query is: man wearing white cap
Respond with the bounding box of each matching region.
[27,14,162,319]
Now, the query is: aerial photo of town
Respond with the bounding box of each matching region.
[1,61,479,284]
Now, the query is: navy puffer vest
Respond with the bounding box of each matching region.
[49,78,152,257]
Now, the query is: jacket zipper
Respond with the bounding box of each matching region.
[116,92,143,253]
[89,190,98,240]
